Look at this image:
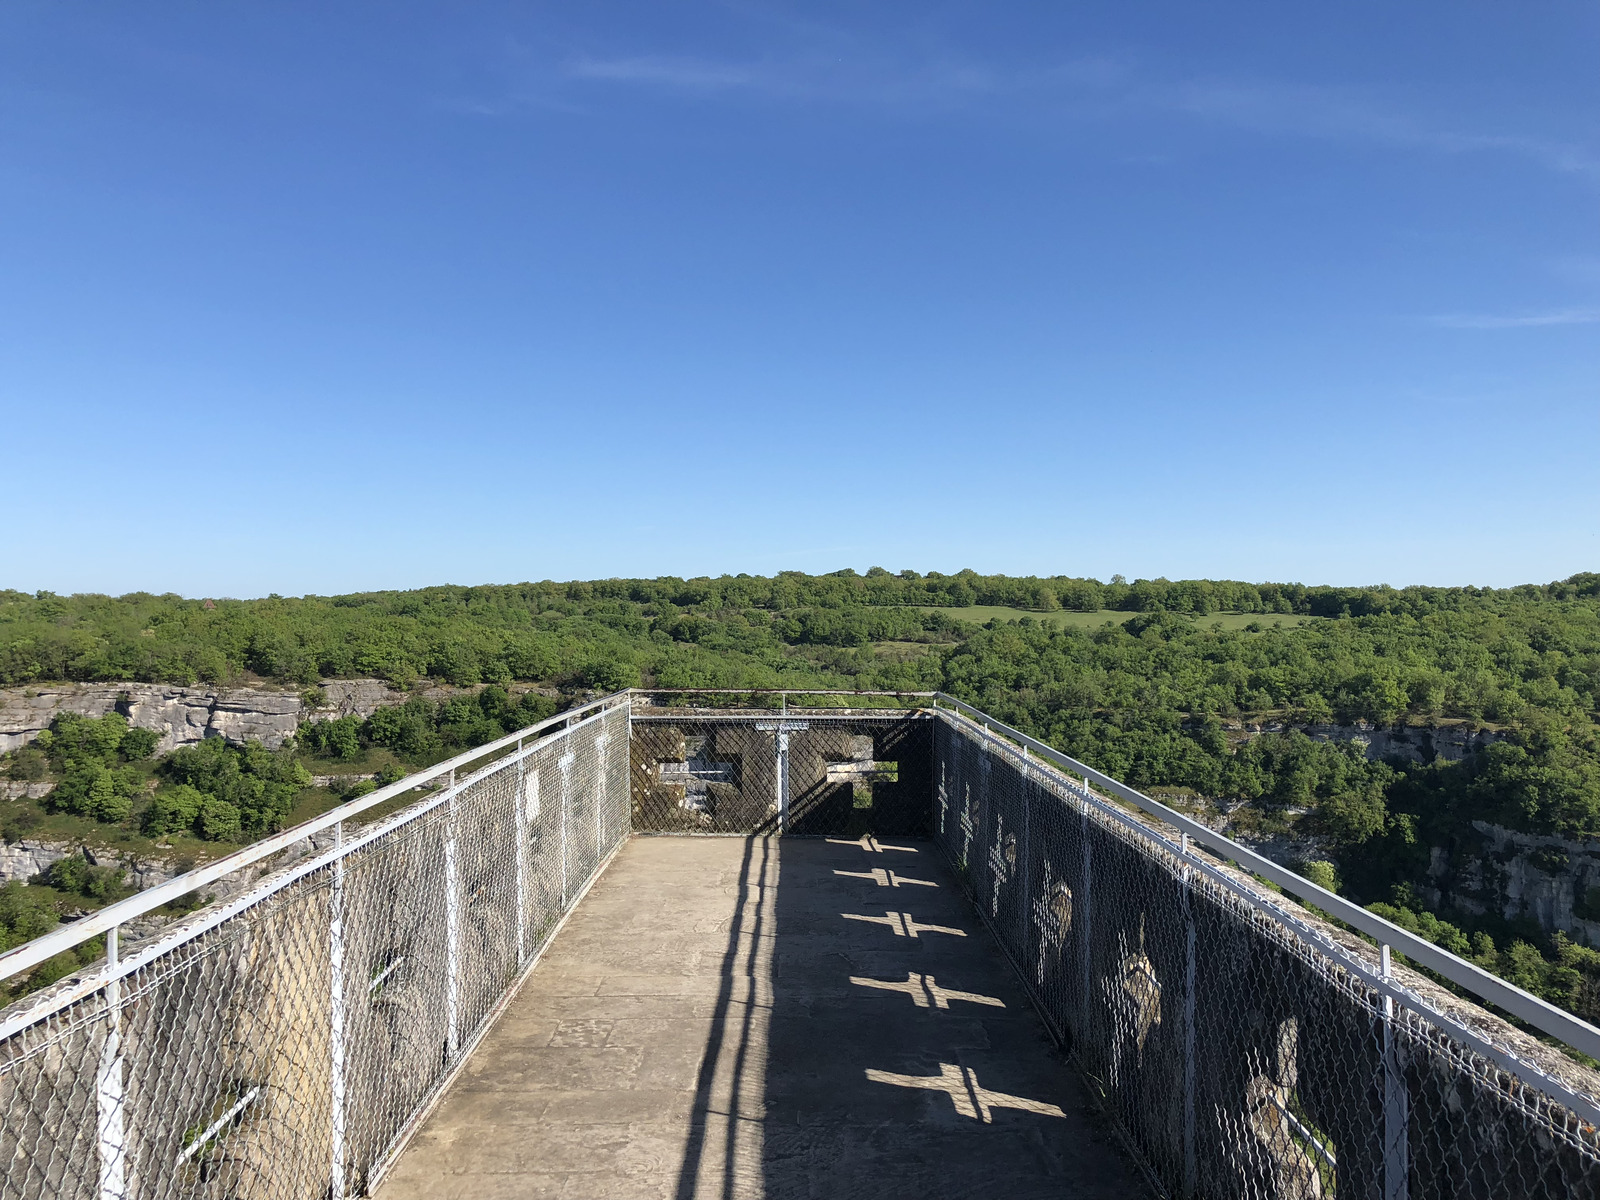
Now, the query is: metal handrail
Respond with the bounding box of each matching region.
[633,688,938,699]
[929,692,1600,1062]
[0,690,631,985]
[6,682,1595,1061]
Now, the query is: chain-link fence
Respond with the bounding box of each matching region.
[933,705,1600,1200]
[0,699,629,1200]
[630,711,933,836]
[6,690,1600,1200]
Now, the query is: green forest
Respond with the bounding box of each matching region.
[4,570,1600,1023]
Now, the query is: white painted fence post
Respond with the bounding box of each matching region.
[1179,832,1197,1198]
[444,768,460,1060]
[329,823,347,1200]
[1382,943,1410,1199]
[96,925,126,1200]
[559,752,575,906]
[515,739,528,964]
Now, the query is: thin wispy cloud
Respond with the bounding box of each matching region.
[1429,309,1600,329]
[1172,79,1600,183]
[568,55,758,90]
[544,42,1600,186]
[559,51,1027,107]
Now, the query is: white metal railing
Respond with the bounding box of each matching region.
[0,692,629,991]
[927,692,1600,1065]
[931,701,1600,1199]
[0,692,631,1200]
[2,687,1599,1200]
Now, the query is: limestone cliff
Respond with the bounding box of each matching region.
[0,683,304,754]
[1415,822,1600,944]
[0,677,569,758]
[1223,718,1501,764]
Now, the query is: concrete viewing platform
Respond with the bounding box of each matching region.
[376,835,1140,1199]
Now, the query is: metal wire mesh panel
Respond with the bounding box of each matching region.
[933,710,1600,1200]
[0,702,630,1200]
[629,712,933,835]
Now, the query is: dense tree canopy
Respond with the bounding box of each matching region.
[5,571,1594,692]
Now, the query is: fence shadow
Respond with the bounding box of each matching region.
[672,834,1137,1200]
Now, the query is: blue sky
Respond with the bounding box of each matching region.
[2,2,1596,597]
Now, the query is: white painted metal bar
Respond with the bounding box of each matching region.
[0,692,630,984]
[638,688,937,698]
[329,821,347,1200]
[559,751,574,906]
[95,925,125,1200]
[1078,802,1093,1034]
[368,956,404,997]
[1382,943,1410,1200]
[1019,745,1033,955]
[937,703,1600,1128]
[777,731,790,832]
[1180,832,1197,1200]
[594,731,608,861]
[931,693,1600,1062]
[443,767,460,1061]
[175,1086,261,1166]
[514,737,528,964]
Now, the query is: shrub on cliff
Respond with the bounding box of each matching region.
[40,713,155,823]
[297,714,362,761]
[156,738,311,842]
[351,687,561,765]
[0,883,57,952]
[38,853,128,903]
[142,784,205,836]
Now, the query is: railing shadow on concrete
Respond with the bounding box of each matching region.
[0,687,1598,1199]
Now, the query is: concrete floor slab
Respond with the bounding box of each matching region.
[376,836,1144,1200]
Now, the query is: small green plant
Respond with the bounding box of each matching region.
[38,853,129,903]
[1286,1092,1338,1197]
[0,883,58,952]
[1300,860,1341,894]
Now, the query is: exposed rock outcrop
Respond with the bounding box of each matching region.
[0,839,71,884]
[313,679,409,720]
[0,782,52,801]
[1415,822,1600,944]
[1224,719,1501,764]
[0,683,303,754]
[1231,811,1600,944]
[1,678,554,757]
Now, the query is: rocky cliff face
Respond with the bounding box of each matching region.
[1222,809,1600,945]
[1416,822,1600,944]
[1225,718,1501,764]
[315,679,409,720]
[0,678,427,756]
[0,683,304,754]
[0,678,558,757]
[0,839,71,884]
[0,830,347,949]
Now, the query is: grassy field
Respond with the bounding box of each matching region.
[869,639,945,659]
[920,606,1316,631]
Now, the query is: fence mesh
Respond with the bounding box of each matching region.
[629,712,933,836]
[0,703,629,1200]
[933,709,1600,1200]
[6,697,1600,1200]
